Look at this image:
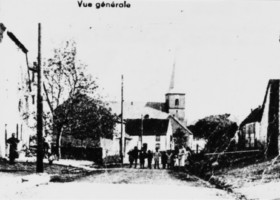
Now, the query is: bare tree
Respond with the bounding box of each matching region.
[42,40,98,158]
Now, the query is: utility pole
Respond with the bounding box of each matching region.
[140,115,143,149]
[36,23,44,173]
[120,75,124,164]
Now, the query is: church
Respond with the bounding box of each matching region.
[101,65,193,159]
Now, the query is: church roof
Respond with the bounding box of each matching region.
[166,88,185,95]
[145,102,167,112]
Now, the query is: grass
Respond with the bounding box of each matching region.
[213,157,280,189]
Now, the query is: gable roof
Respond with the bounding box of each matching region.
[145,102,167,112]
[239,79,280,128]
[169,115,193,135]
[125,119,169,136]
[107,101,192,136]
[239,106,263,128]
[108,101,169,119]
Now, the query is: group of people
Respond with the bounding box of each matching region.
[128,145,191,169]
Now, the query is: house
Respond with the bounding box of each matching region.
[238,106,262,149]
[103,65,193,161]
[125,118,173,151]
[239,79,280,157]
[0,26,34,158]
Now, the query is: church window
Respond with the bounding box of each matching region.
[175,99,179,106]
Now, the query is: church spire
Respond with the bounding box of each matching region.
[165,58,186,121]
[169,60,176,92]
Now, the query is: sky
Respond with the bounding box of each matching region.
[1,0,280,124]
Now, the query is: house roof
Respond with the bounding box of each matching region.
[239,79,280,128]
[169,115,193,135]
[239,106,263,128]
[108,101,192,135]
[145,102,167,112]
[125,119,169,136]
[108,101,169,119]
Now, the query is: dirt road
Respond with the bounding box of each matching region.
[1,168,237,199]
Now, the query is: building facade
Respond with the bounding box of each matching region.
[239,79,280,157]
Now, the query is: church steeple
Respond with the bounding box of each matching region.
[165,62,186,121]
[169,61,176,92]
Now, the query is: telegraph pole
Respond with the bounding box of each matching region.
[36,23,44,173]
[120,75,124,164]
[140,115,143,149]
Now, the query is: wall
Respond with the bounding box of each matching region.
[0,37,32,158]
[267,81,279,157]
[166,94,185,120]
[241,122,260,148]
[259,86,270,148]
[100,137,118,158]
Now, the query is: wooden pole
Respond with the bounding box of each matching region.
[36,23,44,173]
[120,75,124,164]
[16,124,18,139]
[141,115,143,149]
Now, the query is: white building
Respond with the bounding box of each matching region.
[101,65,193,161]
[0,25,35,158]
[239,79,280,157]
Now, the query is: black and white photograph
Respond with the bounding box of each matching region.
[1,0,280,199]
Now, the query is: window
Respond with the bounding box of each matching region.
[175,99,179,106]
[32,95,35,105]
[156,135,160,142]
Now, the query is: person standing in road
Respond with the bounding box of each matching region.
[147,150,153,169]
[128,149,134,168]
[132,146,139,168]
[178,146,187,167]
[166,150,173,169]
[161,151,168,169]
[154,148,161,169]
[7,133,20,164]
[139,149,146,169]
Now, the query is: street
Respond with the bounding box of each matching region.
[0,168,237,199]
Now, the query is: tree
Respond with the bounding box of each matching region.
[173,128,188,148]
[42,40,99,158]
[188,114,238,153]
[54,93,117,147]
[19,40,103,158]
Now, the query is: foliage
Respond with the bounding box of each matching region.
[21,40,112,158]
[188,114,238,153]
[54,93,117,145]
[43,40,98,113]
[173,128,188,148]
[42,40,103,157]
